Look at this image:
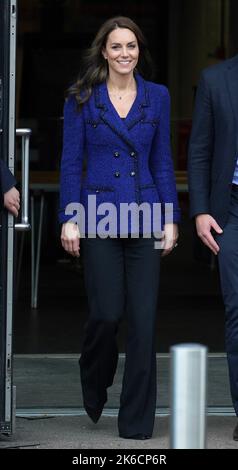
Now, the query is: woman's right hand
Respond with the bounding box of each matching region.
[61,222,80,257]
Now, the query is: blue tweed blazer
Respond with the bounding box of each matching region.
[59,73,180,235]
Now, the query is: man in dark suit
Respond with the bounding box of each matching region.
[0,159,20,216]
[188,54,238,441]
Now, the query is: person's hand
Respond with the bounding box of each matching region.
[161,223,179,257]
[195,214,223,255]
[4,187,20,217]
[61,222,80,257]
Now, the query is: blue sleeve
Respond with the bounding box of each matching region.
[0,158,16,193]
[58,97,85,224]
[0,161,3,209]
[149,86,181,223]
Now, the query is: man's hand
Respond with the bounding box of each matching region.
[61,222,80,257]
[195,214,223,255]
[161,223,179,257]
[4,187,20,217]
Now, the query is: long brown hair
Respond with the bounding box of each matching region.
[67,16,154,110]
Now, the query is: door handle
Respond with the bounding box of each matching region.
[14,128,31,231]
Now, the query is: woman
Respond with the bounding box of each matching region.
[59,16,180,440]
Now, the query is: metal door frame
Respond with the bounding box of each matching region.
[0,0,17,434]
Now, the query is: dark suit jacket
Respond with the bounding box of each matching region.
[0,159,16,212]
[188,54,238,228]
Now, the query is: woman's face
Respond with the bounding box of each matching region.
[102,28,139,77]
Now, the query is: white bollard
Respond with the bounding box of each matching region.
[170,343,207,449]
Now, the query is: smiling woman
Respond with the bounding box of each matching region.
[102,28,139,76]
[103,28,139,118]
[59,15,180,441]
[67,16,153,111]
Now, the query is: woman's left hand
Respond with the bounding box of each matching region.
[161,223,179,257]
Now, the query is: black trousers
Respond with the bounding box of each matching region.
[217,187,238,416]
[79,236,161,437]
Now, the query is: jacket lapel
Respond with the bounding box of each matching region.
[94,74,150,150]
[125,74,150,130]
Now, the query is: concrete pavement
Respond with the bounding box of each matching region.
[0,415,238,449]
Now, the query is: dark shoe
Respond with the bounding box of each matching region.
[119,433,151,440]
[233,421,238,441]
[85,404,102,424]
